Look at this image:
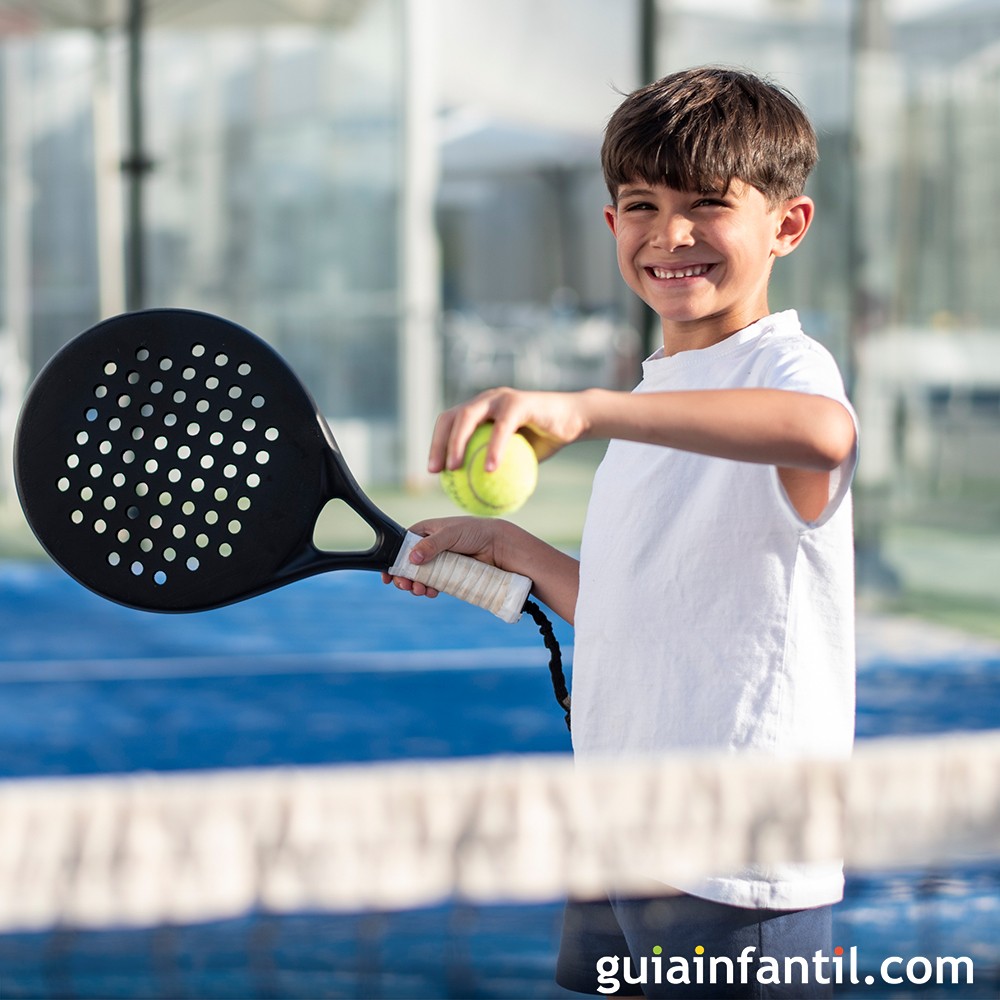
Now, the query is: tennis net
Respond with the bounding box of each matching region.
[0,730,998,997]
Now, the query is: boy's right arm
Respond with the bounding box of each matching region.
[383,516,580,625]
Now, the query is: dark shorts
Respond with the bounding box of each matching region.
[556,891,833,998]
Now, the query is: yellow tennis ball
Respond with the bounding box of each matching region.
[440,422,538,516]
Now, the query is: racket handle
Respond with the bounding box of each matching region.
[388,531,532,624]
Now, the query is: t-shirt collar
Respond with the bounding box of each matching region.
[642,309,801,377]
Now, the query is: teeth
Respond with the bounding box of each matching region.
[651,264,710,279]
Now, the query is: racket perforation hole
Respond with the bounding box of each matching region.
[127,371,140,385]
[136,348,150,362]
[228,520,241,535]
[108,552,121,567]
[187,422,200,437]
[200,455,214,470]
[186,556,200,571]
[66,454,80,469]
[135,483,149,498]
[181,501,195,516]
[108,417,122,431]
[104,362,117,376]
[168,469,181,483]
[155,436,168,451]
[140,404,154,418]
[76,431,89,445]
[242,418,255,431]
[205,376,220,390]
[251,395,265,409]
[99,441,112,455]
[177,445,191,460]
[237,496,251,511]
[219,543,232,558]
[228,386,242,400]
[214,353,228,367]
[255,451,269,465]
[173,525,186,540]
[150,381,163,395]
[159,492,172,506]
[94,519,107,534]
[117,394,131,409]
[196,399,210,414]
[122,450,136,464]
[233,441,247,455]
[195,534,209,548]
[127,506,140,520]
[113,473,126,488]
[131,561,143,576]
[117,529,130,543]
[57,477,70,492]
[163,548,176,562]
[139,538,153,553]
[164,413,177,427]
[149,514,163,529]
[173,390,187,404]
[131,427,144,441]
[191,478,205,493]
[153,571,167,586]
[210,432,224,446]
[70,510,83,525]
[205,511,219,525]
[159,358,173,372]
[214,487,228,502]
[183,367,196,381]
[80,486,94,501]
[191,344,205,358]
[102,497,116,511]
[247,473,260,489]
[264,427,279,441]
[219,409,234,423]
[85,408,98,422]
[237,363,251,377]
[89,463,103,478]
[94,386,107,399]
[145,459,158,474]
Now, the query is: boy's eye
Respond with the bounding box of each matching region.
[623,201,655,212]
[694,197,727,208]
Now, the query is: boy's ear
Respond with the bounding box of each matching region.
[772,196,814,257]
[603,204,618,237]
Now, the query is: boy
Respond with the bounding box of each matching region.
[386,68,857,997]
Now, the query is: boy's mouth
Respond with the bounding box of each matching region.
[647,263,714,280]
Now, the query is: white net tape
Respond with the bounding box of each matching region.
[0,731,997,932]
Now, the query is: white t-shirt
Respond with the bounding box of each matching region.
[572,310,857,909]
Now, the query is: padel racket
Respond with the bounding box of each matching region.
[14,309,534,623]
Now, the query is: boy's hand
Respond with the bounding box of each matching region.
[380,516,509,598]
[429,388,593,474]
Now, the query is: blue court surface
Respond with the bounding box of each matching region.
[1,562,999,998]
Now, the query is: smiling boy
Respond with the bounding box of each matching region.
[387,68,858,997]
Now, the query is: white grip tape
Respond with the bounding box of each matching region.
[388,531,532,624]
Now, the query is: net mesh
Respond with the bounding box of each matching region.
[0,731,998,997]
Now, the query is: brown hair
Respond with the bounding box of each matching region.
[601,67,818,206]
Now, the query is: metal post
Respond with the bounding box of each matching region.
[122,0,153,311]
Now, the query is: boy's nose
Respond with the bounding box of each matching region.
[651,213,695,251]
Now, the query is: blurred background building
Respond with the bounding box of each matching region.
[1,0,998,625]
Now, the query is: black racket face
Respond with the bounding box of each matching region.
[15,310,403,611]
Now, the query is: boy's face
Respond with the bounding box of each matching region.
[604,180,813,352]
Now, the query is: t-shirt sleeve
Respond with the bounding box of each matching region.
[761,338,859,524]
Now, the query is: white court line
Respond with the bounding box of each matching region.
[0,646,573,683]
